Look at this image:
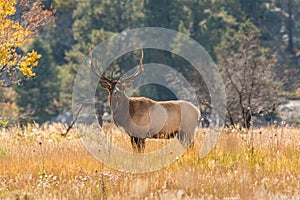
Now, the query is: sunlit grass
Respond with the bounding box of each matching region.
[0,123,299,199]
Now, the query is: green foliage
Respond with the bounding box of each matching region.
[40,0,76,66]
[138,84,177,101]
[15,39,60,124]
[59,0,144,109]
[54,0,76,11]
[216,21,261,56]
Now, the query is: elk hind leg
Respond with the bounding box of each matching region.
[177,130,194,149]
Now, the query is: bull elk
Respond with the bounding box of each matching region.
[90,50,200,153]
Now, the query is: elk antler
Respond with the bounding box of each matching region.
[89,53,111,83]
[121,50,144,82]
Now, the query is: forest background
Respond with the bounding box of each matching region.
[1,0,300,127]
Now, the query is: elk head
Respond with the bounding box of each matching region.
[90,50,144,110]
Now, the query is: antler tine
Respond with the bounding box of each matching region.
[121,50,144,82]
[110,70,114,80]
[89,53,111,83]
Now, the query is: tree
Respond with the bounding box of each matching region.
[215,21,282,127]
[40,0,76,66]
[60,0,144,109]
[15,39,60,124]
[141,0,188,100]
[275,0,297,54]
[0,0,54,86]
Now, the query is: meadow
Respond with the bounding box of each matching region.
[0,123,299,199]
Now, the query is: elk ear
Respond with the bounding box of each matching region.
[123,80,134,88]
[100,81,110,89]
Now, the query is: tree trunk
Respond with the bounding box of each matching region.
[287,0,295,54]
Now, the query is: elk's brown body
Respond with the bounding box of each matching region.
[90,50,200,153]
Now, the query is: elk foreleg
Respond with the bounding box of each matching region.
[130,136,145,153]
[138,138,145,153]
[130,136,138,152]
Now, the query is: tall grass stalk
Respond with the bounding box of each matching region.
[0,123,299,199]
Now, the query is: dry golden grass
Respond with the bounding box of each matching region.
[0,123,299,199]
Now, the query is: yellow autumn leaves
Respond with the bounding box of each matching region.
[0,0,42,79]
[0,0,16,16]
[20,50,42,76]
